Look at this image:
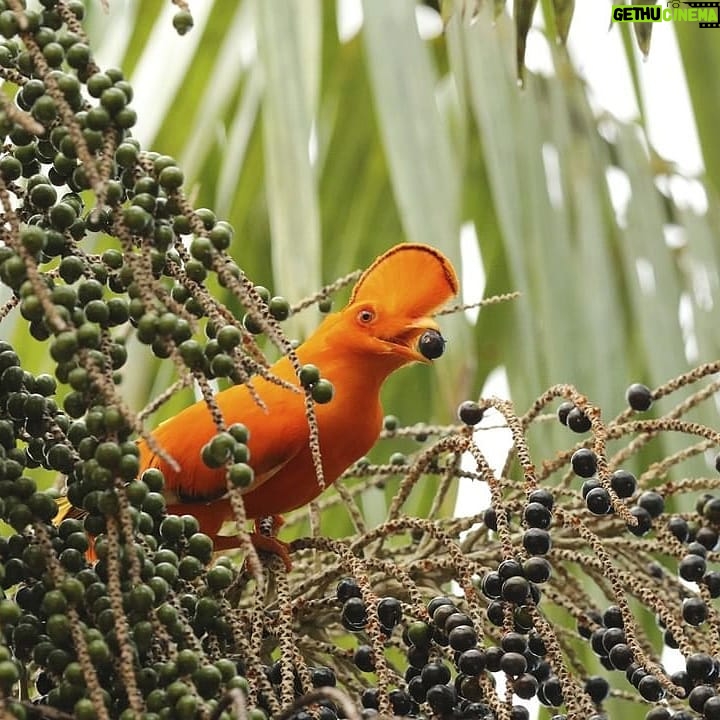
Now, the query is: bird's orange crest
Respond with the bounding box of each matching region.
[349,243,459,317]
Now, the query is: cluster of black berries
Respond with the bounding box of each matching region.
[263,662,339,720]
[337,556,606,720]
[577,605,668,708]
[569,444,664,535]
[560,384,668,538]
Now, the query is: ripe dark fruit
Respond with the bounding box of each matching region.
[421,661,451,689]
[418,329,445,360]
[678,554,707,582]
[523,556,552,583]
[523,502,552,529]
[571,448,597,478]
[458,400,484,426]
[523,528,552,556]
[627,506,653,536]
[688,685,715,713]
[610,469,637,499]
[637,490,664,518]
[353,645,375,672]
[449,625,477,652]
[340,597,367,631]
[500,651,527,677]
[502,576,530,604]
[528,488,554,509]
[336,577,361,602]
[703,696,720,720]
[458,648,486,675]
[686,653,714,683]
[557,401,573,425]
[626,383,653,411]
[377,597,402,631]
[425,683,457,715]
[667,516,690,543]
[586,487,612,516]
[637,674,665,702]
[683,597,708,626]
[481,572,502,600]
[608,643,633,670]
[566,406,592,433]
[584,675,610,703]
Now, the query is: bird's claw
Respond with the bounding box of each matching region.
[251,515,292,571]
[249,532,293,572]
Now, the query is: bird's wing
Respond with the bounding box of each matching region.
[139,363,310,501]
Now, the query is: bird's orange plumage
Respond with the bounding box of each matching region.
[105,244,457,563]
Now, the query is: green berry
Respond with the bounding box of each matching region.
[65,42,90,69]
[87,72,112,98]
[299,363,320,388]
[208,222,232,250]
[122,205,151,234]
[383,415,399,431]
[115,106,137,129]
[210,353,233,377]
[160,515,184,543]
[158,165,183,190]
[50,331,78,362]
[242,312,263,335]
[269,296,290,321]
[178,555,203,581]
[390,452,407,466]
[208,432,235,464]
[20,225,46,254]
[0,11,19,38]
[100,86,126,114]
[311,378,334,404]
[0,660,19,691]
[186,533,213,563]
[29,182,57,208]
[216,324,242,351]
[0,155,22,180]
[31,95,56,124]
[95,441,121,469]
[228,462,253,488]
[42,41,64,66]
[228,423,249,444]
[172,9,194,35]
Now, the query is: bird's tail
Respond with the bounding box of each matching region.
[53,495,97,563]
[54,494,73,524]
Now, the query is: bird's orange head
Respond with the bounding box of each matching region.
[308,243,459,371]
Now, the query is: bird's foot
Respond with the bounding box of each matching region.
[210,516,292,571]
[251,515,292,571]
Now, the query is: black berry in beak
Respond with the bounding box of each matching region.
[418,329,446,360]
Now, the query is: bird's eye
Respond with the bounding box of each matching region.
[357,308,375,324]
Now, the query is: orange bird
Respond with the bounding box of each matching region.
[139,243,458,565]
[62,244,458,566]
